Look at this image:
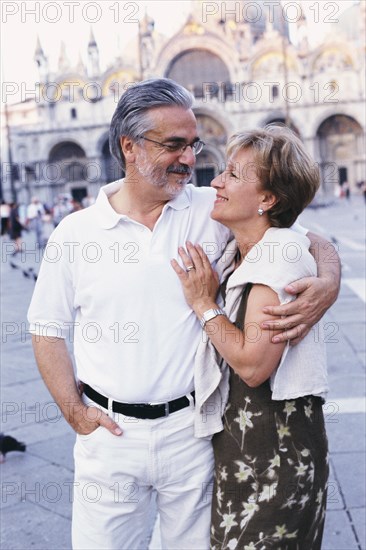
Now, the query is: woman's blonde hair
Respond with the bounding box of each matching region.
[226,125,320,227]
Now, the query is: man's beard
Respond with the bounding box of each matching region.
[136,151,192,198]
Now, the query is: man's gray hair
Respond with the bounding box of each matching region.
[109,78,194,170]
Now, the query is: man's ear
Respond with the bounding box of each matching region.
[120,136,136,164]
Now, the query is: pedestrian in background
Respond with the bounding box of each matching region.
[342,181,351,201]
[1,200,11,237]
[26,196,45,247]
[52,195,72,227]
[8,202,24,254]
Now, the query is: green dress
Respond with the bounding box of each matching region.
[210,284,329,550]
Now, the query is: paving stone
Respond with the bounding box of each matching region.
[327,342,365,376]
[5,416,73,446]
[322,510,359,549]
[0,501,72,549]
[349,507,366,550]
[1,359,41,386]
[331,452,366,508]
[1,454,49,510]
[326,413,366,454]
[1,385,62,433]
[340,323,366,352]
[328,301,366,324]
[327,374,366,399]
[27,432,76,471]
[327,460,345,511]
[1,462,74,519]
[357,352,366,369]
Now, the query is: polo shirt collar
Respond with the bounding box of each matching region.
[164,187,190,211]
[95,180,126,229]
[95,179,191,229]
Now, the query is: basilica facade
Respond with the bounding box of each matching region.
[3,0,365,205]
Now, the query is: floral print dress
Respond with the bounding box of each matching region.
[210,284,329,550]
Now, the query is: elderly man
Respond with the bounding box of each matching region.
[28,78,340,550]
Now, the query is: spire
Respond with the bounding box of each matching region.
[296,0,309,55]
[58,41,70,73]
[140,8,154,35]
[87,27,100,78]
[76,52,85,75]
[88,27,97,48]
[34,36,49,83]
[265,14,274,34]
[34,35,44,56]
[138,8,155,79]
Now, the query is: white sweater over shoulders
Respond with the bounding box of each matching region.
[194,227,328,439]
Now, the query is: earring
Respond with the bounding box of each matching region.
[258,208,264,216]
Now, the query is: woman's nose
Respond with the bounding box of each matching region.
[211,173,225,189]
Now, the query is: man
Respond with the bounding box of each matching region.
[26,196,45,247]
[28,78,340,550]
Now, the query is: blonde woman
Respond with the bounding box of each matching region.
[172,126,329,549]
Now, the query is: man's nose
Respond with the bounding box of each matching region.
[178,146,196,166]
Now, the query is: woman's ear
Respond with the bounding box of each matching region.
[261,192,278,211]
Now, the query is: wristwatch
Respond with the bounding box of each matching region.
[200,308,226,329]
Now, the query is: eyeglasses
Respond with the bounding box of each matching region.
[139,136,205,155]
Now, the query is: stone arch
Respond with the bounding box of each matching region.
[100,137,124,183]
[165,49,231,100]
[261,115,301,137]
[48,141,86,162]
[311,46,354,74]
[156,32,239,85]
[48,141,87,184]
[251,50,299,80]
[52,75,88,102]
[101,69,138,97]
[316,114,364,194]
[192,113,227,186]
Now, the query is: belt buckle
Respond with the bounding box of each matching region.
[164,402,170,417]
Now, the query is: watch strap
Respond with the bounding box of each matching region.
[200,308,226,329]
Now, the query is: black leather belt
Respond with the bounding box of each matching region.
[83,384,195,420]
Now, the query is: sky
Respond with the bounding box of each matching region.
[1,1,191,102]
[0,0,358,104]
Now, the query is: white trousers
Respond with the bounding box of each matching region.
[72,399,214,550]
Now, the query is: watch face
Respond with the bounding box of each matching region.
[205,310,216,321]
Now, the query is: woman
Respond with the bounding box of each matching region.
[171,126,329,549]
[8,202,24,254]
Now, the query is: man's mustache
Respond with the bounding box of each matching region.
[167,164,192,176]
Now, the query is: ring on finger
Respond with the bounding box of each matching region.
[186,265,196,272]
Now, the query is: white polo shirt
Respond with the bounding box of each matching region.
[28,180,231,403]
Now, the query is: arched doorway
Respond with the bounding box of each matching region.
[48,141,88,203]
[265,118,301,136]
[316,115,364,194]
[194,114,227,186]
[165,49,231,100]
[49,141,85,164]
[101,139,124,183]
